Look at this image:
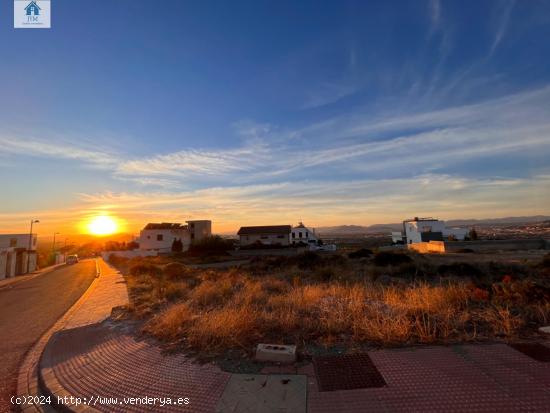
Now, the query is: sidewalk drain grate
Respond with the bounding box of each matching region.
[509,343,550,362]
[313,353,386,391]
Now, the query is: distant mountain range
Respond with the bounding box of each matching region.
[316,215,550,235]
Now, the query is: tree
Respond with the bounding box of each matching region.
[469,228,478,241]
[171,238,183,253]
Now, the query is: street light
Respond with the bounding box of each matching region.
[27,219,39,273]
[52,232,60,252]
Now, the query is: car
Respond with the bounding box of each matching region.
[66,254,79,264]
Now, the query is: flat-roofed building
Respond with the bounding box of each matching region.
[238,225,291,246]
[0,233,38,279]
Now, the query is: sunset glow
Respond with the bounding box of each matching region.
[87,216,118,236]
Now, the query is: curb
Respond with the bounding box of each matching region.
[39,335,101,413]
[15,260,102,413]
[0,264,65,291]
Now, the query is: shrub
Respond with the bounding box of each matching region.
[164,282,188,301]
[163,262,190,280]
[191,279,236,308]
[437,262,482,278]
[539,253,550,269]
[144,303,194,341]
[291,251,322,270]
[348,248,373,259]
[187,235,233,256]
[455,248,475,253]
[129,263,163,277]
[373,251,412,266]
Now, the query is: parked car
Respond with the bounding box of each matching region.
[66,254,79,264]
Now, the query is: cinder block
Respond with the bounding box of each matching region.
[255,343,296,363]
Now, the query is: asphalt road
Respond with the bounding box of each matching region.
[0,261,96,412]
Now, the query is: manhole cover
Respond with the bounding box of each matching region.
[509,343,550,362]
[313,353,386,391]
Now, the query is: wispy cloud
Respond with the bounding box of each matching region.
[490,0,516,55]
[0,134,119,170]
[4,85,550,190]
[428,0,441,33]
[69,174,550,233]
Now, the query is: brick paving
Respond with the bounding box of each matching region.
[304,344,550,412]
[38,259,550,413]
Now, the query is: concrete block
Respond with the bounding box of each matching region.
[256,343,296,363]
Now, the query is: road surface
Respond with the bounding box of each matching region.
[0,261,96,412]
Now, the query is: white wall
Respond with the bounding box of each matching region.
[102,250,158,260]
[404,220,445,244]
[139,229,191,252]
[442,227,468,240]
[187,220,212,242]
[0,252,6,280]
[0,234,37,250]
[291,226,318,244]
[240,233,290,246]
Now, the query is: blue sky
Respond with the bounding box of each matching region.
[0,0,549,233]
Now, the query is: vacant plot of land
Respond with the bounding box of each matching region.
[109,251,550,358]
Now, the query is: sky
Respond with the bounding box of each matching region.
[0,0,550,235]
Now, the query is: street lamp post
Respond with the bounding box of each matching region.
[52,232,60,265]
[27,219,39,273]
[52,232,60,251]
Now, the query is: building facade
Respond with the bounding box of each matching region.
[139,220,212,252]
[290,222,318,245]
[238,225,292,246]
[401,217,468,244]
[186,220,212,242]
[0,234,38,280]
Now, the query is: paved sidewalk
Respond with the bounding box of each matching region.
[38,259,550,413]
[0,263,65,290]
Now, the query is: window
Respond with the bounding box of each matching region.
[306,232,309,238]
[147,235,151,239]
[292,233,295,238]
[277,235,284,239]
[157,234,163,241]
[299,232,302,238]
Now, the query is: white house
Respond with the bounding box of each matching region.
[238,225,292,246]
[291,222,318,246]
[0,234,38,280]
[139,220,212,253]
[401,217,468,244]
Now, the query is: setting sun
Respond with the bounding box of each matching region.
[88,215,118,236]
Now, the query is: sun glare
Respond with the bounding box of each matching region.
[88,215,118,236]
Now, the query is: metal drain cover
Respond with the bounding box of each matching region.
[509,343,550,362]
[313,353,386,391]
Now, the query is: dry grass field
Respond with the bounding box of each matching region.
[109,250,550,357]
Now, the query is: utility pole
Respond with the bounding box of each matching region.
[27,219,39,273]
[52,232,60,265]
[52,232,59,251]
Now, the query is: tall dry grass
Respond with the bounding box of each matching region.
[137,269,548,354]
